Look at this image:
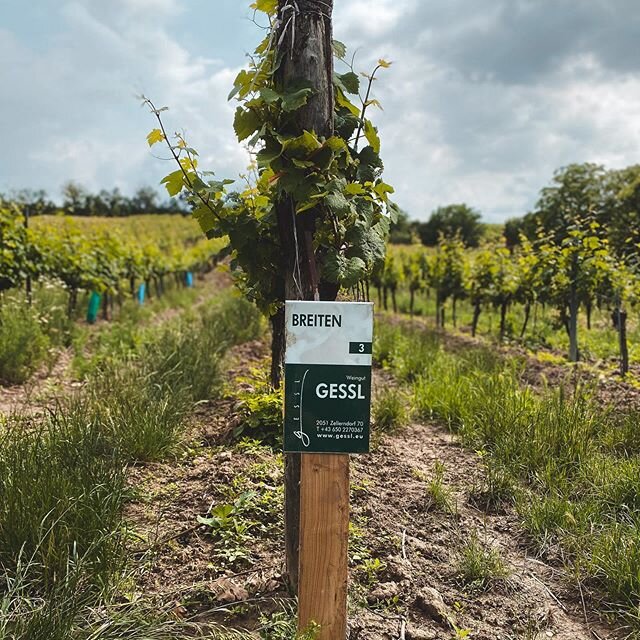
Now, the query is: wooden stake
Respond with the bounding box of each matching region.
[298,453,349,638]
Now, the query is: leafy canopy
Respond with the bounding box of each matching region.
[145,2,396,315]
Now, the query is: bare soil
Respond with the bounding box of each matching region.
[125,338,628,639]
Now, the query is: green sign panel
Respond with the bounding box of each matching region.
[284,301,373,454]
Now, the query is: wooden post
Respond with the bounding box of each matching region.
[275,0,336,591]
[298,453,349,638]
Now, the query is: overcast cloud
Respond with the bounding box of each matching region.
[1,0,639,222]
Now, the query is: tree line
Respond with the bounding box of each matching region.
[0,182,187,217]
[392,162,640,264]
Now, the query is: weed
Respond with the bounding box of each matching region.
[349,517,371,566]
[258,606,320,640]
[451,625,473,639]
[232,367,283,446]
[199,467,284,570]
[359,557,386,586]
[455,531,508,590]
[425,461,456,514]
[198,492,257,567]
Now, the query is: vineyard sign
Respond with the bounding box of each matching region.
[284,301,373,454]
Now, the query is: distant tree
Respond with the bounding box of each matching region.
[131,186,159,214]
[389,208,417,244]
[532,163,607,242]
[603,165,640,262]
[417,204,483,247]
[4,189,57,216]
[62,181,89,216]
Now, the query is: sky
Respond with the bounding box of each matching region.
[1,0,639,223]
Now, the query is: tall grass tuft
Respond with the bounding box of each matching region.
[0,297,50,384]
[0,408,126,589]
[373,386,409,433]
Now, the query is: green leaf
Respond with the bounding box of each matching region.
[260,87,281,104]
[338,72,360,95]
[228,69,255,101]
[296,200,317,214]
[332,40,347,59]
[345,183,365,196]
[146,128,164,146]
[336,90,360,117]
[325,191,350,217]
[364,120,380,154]
[160,170,184,197]
[324,136,348,153]
[311,146,334,171]
[281,83,314,112]
[323,253,366,288]
[357,146,384,182]
[374,182,394,200]
[283,130,321,158]
[256,137,283,166]
[250,0,277,14]
[192,204,219,238]
[233,107,261,142]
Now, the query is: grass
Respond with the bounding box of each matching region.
[377,318,640,631]
[372,386,409,433]
[0,290,263,637]
[454,530,508,590]
[0,296,50,383]
[425,460,457,514]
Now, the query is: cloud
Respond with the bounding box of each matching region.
[330,0,640,221]
[0,0,249,199]
[3,0,640,223]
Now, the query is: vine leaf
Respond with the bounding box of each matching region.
[233,108,261,142]
[281,83,314,112]
[160,170,184,197]
[283,131,321,157]
[324,253,367,288]
[147,129,164,146]
[364,120,380,154]
[250,0,277,14]
[332,40,347,60]
[337,72,359,95]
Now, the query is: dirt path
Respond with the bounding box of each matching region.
[0,268,230,416]
[124,337,627,639]
[349,420,624,639]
